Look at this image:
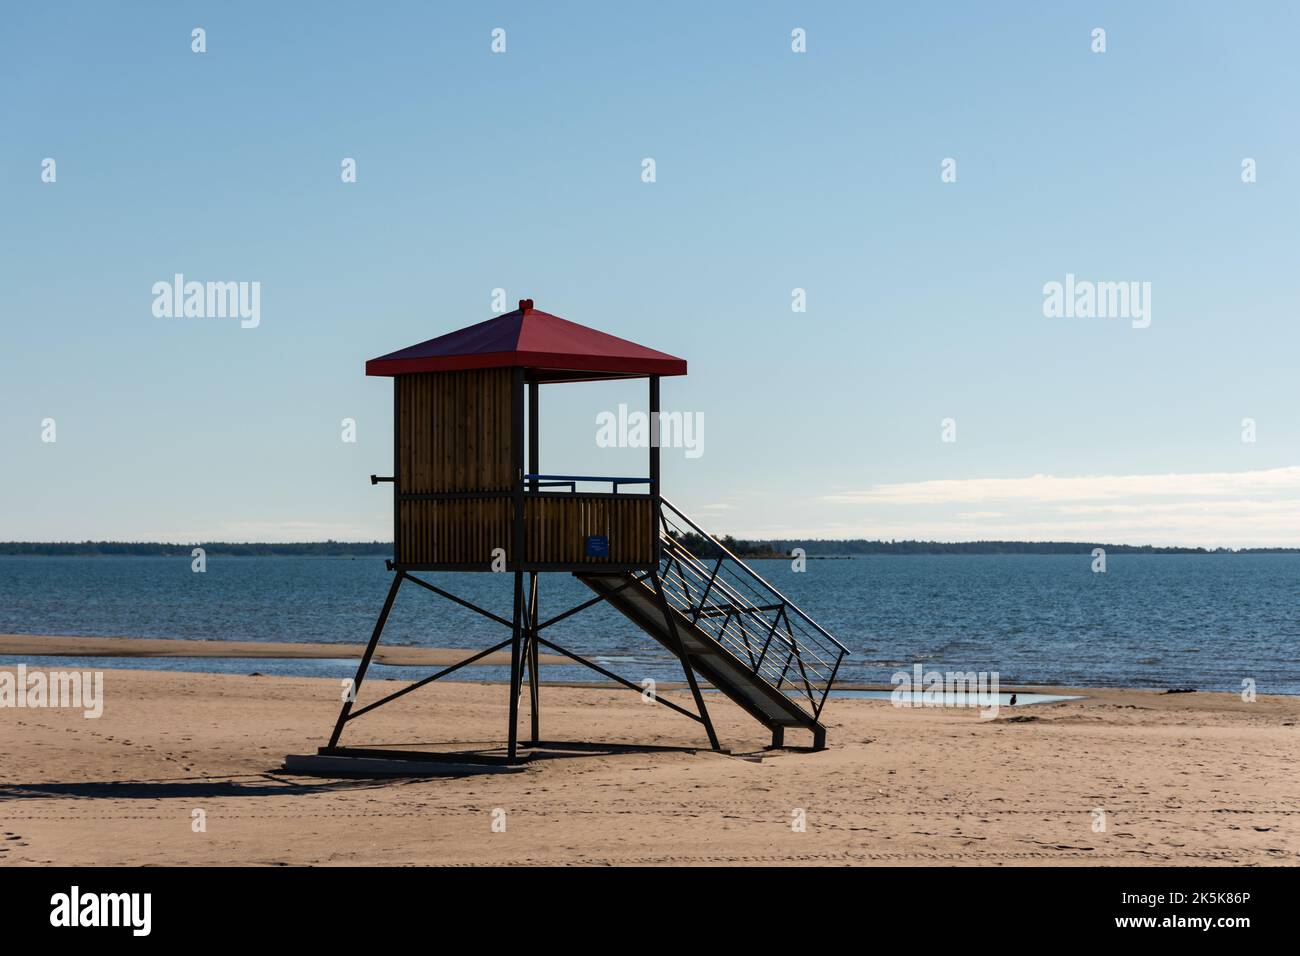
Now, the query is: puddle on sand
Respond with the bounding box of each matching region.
[831,690,1083,706]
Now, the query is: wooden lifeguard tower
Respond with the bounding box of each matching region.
[294,300,847,771]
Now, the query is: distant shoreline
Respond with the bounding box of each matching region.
[2,541,1296,557]
[0,633,564,668]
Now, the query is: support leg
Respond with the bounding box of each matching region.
[507,571,524,761]
[770,726,785,749]
[526,571,540,745]
[327,571,403,749]
[652,573,721,752]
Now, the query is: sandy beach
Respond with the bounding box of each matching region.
[1,660,1295,866]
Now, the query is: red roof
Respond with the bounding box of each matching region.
[365,300,687,382]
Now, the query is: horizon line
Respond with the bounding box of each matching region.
[2,538,1297,552]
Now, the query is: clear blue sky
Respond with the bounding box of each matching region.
[3,2,1298,547]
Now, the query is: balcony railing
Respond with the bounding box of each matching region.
[524,474,651,494]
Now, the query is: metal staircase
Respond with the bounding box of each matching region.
[576,498,849,749]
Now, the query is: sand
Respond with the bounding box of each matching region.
[1,664,1296,866]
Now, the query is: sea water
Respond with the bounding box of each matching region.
[0,553,1295,693]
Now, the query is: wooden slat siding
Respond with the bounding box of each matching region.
[396,369,513,565]
[403,493,655,566]
[569,497,579,562]
[401,498,512,565]
[395,369,654,567]
[613,498,622,561]
[522,496,655,565]
[397,367,512,493]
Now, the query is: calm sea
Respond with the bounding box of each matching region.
[1,554,1296,694]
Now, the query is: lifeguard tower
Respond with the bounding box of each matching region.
[295,300,847,771]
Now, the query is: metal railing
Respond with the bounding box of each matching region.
[656,497,849,720]
[524,474,651,494]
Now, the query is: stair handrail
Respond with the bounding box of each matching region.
[657,521,842,682]
[658,542,792,666]
[658,496,850,656]
[655,532,841,719]
[657,536,839,677]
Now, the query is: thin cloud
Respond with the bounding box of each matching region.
[822,466,1300,506]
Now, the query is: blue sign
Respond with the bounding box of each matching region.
[585,535,610,558]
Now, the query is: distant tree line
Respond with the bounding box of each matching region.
[0,541,392,557]
[666,532,1297,558]
[1,538,1295,558]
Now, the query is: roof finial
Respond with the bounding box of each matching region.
[519,298,534,313]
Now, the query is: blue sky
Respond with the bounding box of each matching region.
[3,2,1298,546]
